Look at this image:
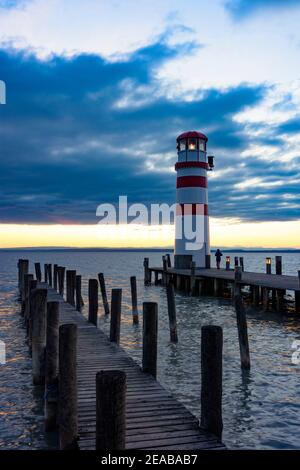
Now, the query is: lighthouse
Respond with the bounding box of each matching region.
[174,131,214,269]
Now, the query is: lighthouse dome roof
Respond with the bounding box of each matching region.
[177,131,208,142]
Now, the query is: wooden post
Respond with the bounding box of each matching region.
[253,285,260,307]
[17,258,22,292]
[66,270,76,306]
[200,325,223,438]
[276,289,285,312]
[166,253,171,268]
[22,273,33,317]
[47,264,53,287]
[162,256,167,286]
[213,278,222,297]
[190,261,196,296]
[166,284,178,343]
[45,301,59,431]
[96,370,126,450]
[34,262,42,283]
[234,266,242,296]
[142,302,158,378]
[31,288,47,385]
[110,289,122,344]
[234,257,239,269]
[44,264,48,284]
[154,271,159,285]
[53,264,58,291]
[262,287,269,311]
[19,259,29,300]
[239,257,244,272]
[58,324,78,450]
[143,257,151,285]
[275,256,282,275]
[27,279,37,338]
[205,254,211,269]
[234,295,250,369]
[130,276,139,324]
[98,273,110,316]
[75,275,82,312]
[88,279,98,325]
[57,267,65,296]
[295,271,300,314]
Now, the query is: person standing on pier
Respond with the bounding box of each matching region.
[215,249,223,269]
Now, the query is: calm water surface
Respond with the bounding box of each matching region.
[0,250,300,449]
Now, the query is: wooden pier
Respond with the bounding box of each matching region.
[16,257,226,451]
[148,260,300,313]
[43,285,225,450]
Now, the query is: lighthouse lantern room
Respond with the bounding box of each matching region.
[174,131,213,269]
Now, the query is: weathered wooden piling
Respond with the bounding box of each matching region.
[200,325,223,438]
[234,257,239,269]
[110,289,122,344]
[88,279,98,326]
[75,275,82,313]
[57,267,65,296]
[214,278,222,297]
[47,264,53,287]
[205,254,211,269]
[275,256,282,275]
[143,257,151,285]
[53,264,58,291]
[22,273,33,316]
[130,276,139,324]
[239,257,244,272]
[45,301,59,431]
[166,284,178,343]
[234,295,250,369]
[162,256,168,286]
[34,262,42,283]
[142,302,158,378]
[166,253,171,268]
[296,271,300,314]
[96,370,126,451]
[98,273,110,316]
[31,288,47,385]
[58,323,78,450]
[66,269,76,306]
[233,266,242,296]
[18,259,29,299]
[27,279,37,337]
[44,264,48,284]
[262,287,269,311]
[252,285,260,307]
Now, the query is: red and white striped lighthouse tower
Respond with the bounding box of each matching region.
[174,131,214,269]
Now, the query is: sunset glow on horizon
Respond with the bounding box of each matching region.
[0,219,299,249]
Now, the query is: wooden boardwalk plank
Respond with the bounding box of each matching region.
[41,284,225,450]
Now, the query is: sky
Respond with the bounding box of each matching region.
[0,0,300,248]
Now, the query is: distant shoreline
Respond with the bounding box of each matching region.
[0,247,300,253]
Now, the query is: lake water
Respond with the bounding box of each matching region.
[0,250,300,449]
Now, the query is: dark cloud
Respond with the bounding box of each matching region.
[225,0,300,19]
[0,38,297,224]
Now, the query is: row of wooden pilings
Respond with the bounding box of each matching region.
[17,258,224,449]
[145,256,251,370]
[145,255,300,313]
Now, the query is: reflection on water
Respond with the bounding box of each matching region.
[0,250,300,449]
